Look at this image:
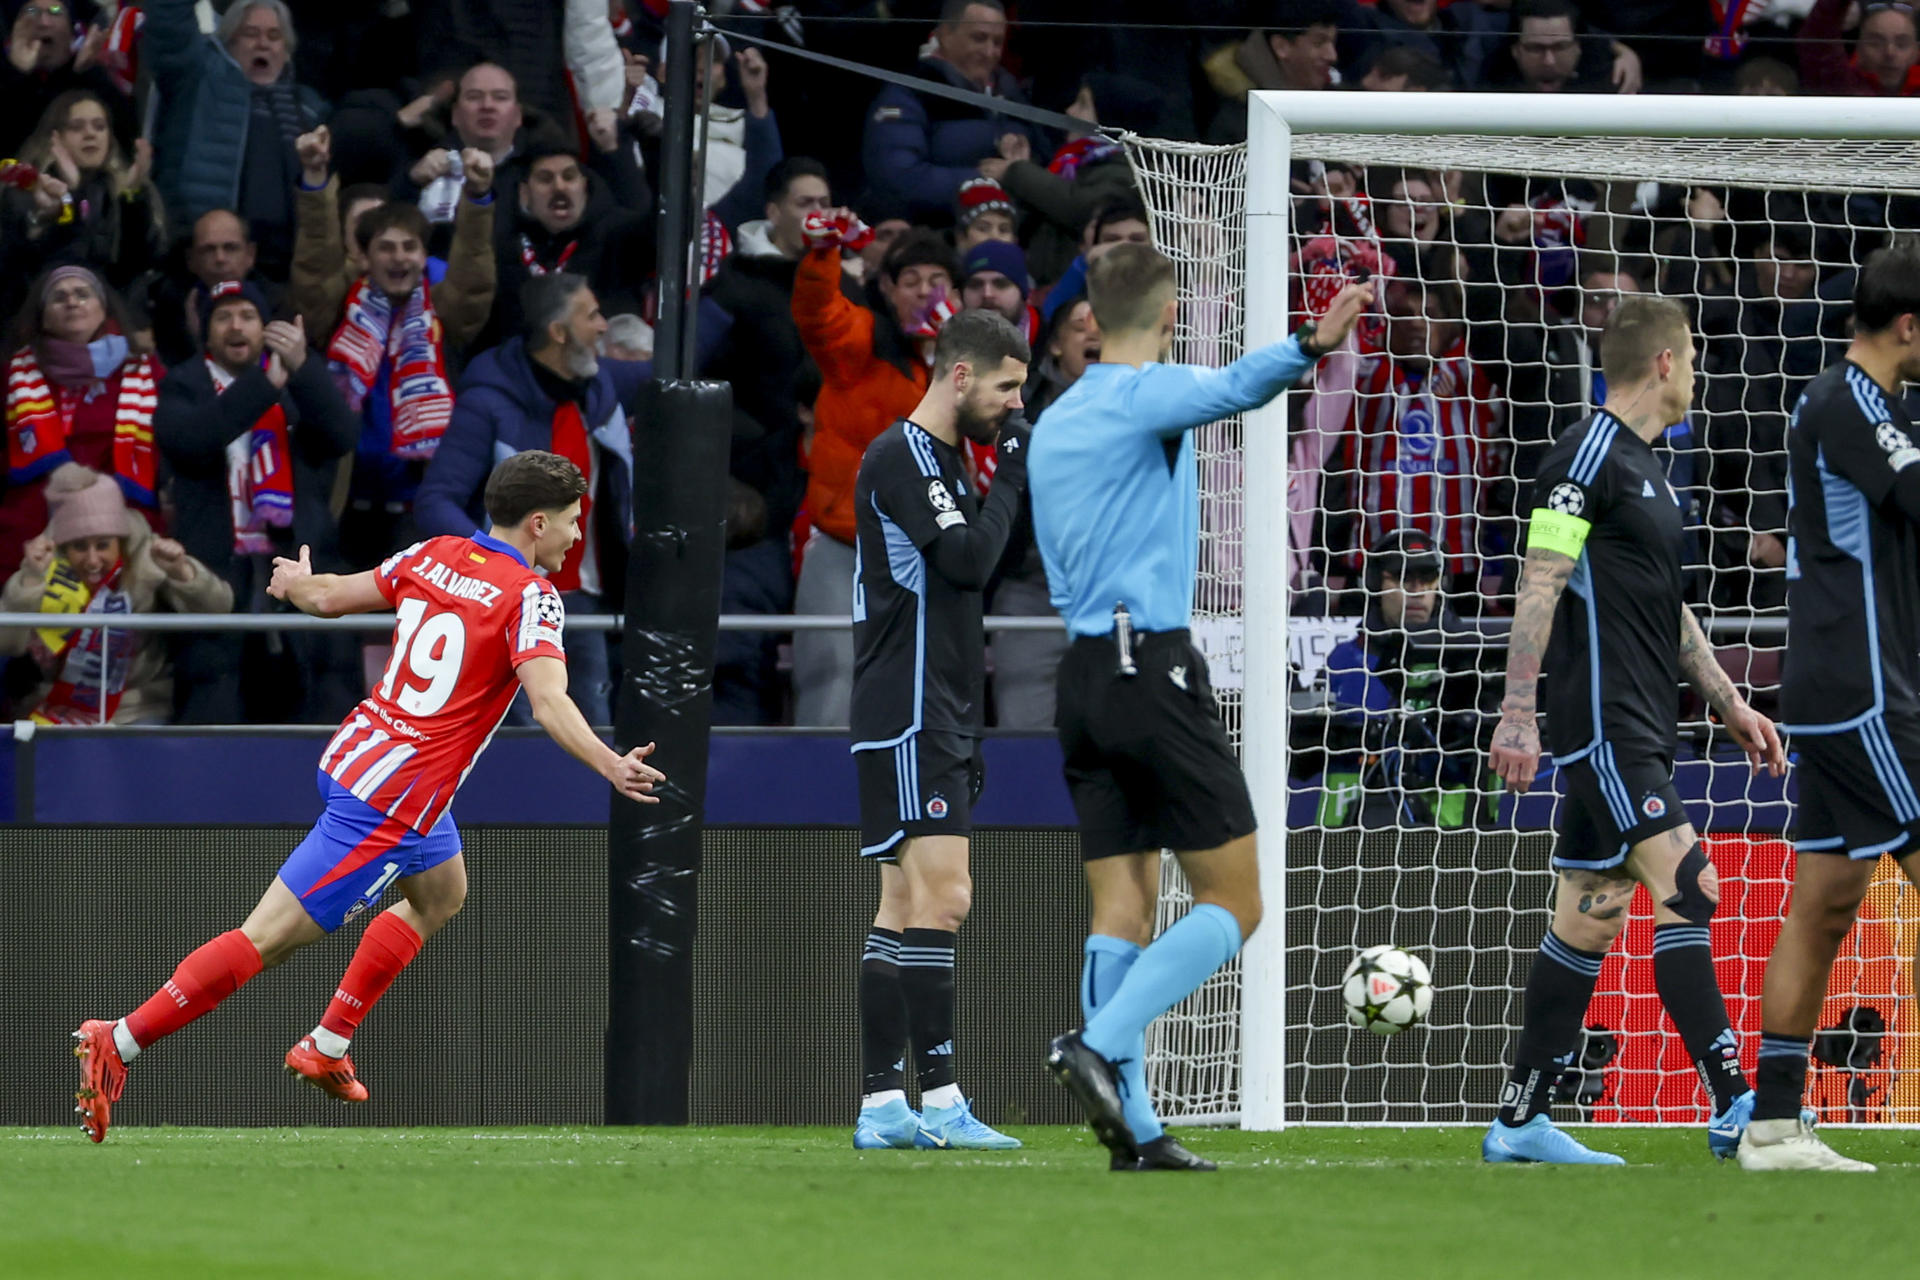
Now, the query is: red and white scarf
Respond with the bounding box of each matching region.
[5,345,159,505]
[521,234,579,276]
[548,402,594,593]
[104,5,147,96]
[207,359,296,554]
[31,558,134,726]
[326,279,453,460]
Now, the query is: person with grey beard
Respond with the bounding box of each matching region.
[415,272,650,725]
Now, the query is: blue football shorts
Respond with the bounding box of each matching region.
[277,771,463,931]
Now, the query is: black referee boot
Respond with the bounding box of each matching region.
[1113,1135,1217,1172]
[1047,1031,1136,1163]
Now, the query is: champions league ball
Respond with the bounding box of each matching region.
[1341,945,1434,1036]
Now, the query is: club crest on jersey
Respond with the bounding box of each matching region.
[926,794,949,820]
[927,481,955,513]
[1547,483,1585,516]
[1642,794,1667,820]
[1397,400,1437,465]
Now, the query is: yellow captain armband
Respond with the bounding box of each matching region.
[1527,507,1591,559]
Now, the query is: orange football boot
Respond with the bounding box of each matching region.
[72,1020,128,1143]
[284,1036,371,1103]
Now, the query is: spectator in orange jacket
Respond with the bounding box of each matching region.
[789,212,955,726]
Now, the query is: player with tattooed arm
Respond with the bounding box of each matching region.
[1483,296,1785,1166]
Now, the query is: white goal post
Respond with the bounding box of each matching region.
[1124,91,1920,1131]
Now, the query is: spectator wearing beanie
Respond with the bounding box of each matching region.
[954,176,1016,251]
[790,214,956,726]
[155,278,359,723]
[959,238,1040,347]
[982,73,1158,288]
[0,463,230,724]
[1,265,165,578]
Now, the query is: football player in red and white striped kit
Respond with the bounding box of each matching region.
[70,451,663,1141]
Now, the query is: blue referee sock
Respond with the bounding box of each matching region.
[1083,905,1243,1063]
[1082,935,1164,1145]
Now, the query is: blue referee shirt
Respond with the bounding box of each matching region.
[1030,337,1315,637]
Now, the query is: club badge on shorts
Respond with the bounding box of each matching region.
[1642,794,1667,820]
[926,794,949,820]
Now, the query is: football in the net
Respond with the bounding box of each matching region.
[1341,945,1433,1036]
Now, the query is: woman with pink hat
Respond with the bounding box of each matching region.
[1,265,165,578]
[0,463,229,724]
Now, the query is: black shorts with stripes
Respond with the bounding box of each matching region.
[1791,718,1920,861]
[854,731,983,862]
[1552,742,1687,872]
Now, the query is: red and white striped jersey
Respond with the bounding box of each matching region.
[319,532,566,832]
[1335,340,1505,579]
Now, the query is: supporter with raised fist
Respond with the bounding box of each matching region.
[285,119,497,571]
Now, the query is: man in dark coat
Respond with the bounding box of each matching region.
[859,0,1036,223]
[154,280,359,723]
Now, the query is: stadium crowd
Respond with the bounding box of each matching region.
[1,0,1916,727]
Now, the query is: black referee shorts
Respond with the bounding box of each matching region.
[1791,718,1920,861]
[1056,629,1257,861]
[1551,742,1687,872]
[854,731,984,862]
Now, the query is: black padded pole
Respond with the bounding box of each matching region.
[606,379,732,1123]
[650,0,699,382]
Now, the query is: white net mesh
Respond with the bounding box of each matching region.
[1122,125,1920,1125]
[1125,139,1251,1124]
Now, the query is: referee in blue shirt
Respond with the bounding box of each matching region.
[1034,242,1371,1170]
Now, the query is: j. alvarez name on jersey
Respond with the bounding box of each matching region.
[407,555,505,608]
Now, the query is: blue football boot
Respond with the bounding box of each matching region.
[914,1097,1022,1150]
[1482,1115,1626,1165]
[853,1097,920,1150]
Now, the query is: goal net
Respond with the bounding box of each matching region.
[1122,91,1920,1127]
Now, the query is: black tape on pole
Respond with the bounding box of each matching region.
[606,379,733,1125]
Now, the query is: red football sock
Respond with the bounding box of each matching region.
[318,911,425,1044]
[123,929,264,1048]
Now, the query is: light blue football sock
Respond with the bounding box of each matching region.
[1082,935,1163,1145]
[1083,905,1243,1063]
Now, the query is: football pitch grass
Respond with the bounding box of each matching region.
[7,1125,1920,1279]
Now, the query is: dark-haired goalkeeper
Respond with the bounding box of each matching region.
[1485,295,1785,1166]
[850,308,1033,1152]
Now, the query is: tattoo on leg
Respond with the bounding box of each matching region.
[1563,871,1634,922]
